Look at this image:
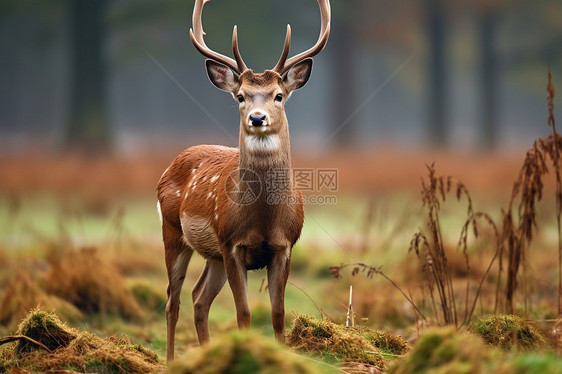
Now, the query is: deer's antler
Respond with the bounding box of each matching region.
[190,0,248,74]
[272,0,331,75]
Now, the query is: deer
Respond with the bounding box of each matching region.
[157,0,330,362]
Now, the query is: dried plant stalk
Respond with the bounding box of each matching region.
[409,164,498,327]
[544,68,561,316]
[502,141,547,314]
[498,70,561,315]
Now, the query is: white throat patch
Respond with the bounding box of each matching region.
[244,134,280,153]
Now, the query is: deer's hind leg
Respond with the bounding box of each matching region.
[163,220,193,362]
[192,258,227,345]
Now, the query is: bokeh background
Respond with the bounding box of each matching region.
[1,0,562,365]
[1,0,561,155]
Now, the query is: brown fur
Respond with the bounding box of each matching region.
[158,69,307,362]
[160,0,330,360]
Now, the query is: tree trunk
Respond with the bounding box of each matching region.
[426,0,447,147]
[331,18,355,147]
[64,0,110,155]
[479,10,498,150]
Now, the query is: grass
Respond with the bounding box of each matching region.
[0,309,164,373]
[1,82,561,371]
[0,186,559,372]
[287,314,395,370]
[388,327,499,374]
[169,329,331,374]
[387,326,562,374]
[468,314,547,351]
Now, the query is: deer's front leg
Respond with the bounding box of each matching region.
[223,246,251,329]
[267,244,291,342]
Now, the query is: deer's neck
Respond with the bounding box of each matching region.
[238,127,292,174]
[237,122,293,210]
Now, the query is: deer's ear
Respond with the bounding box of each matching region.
[206,59,239,92]
[284,58,313,92]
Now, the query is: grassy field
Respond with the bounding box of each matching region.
[0,129,561,372]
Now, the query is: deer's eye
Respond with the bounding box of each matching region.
[237,95,244,103]
[275,94,283,102]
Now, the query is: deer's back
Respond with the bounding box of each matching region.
[157,144,238,232]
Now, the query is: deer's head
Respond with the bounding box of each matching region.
[190,0,330,153]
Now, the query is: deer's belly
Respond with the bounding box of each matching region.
[180,214,221,260]
[234,242,277,270]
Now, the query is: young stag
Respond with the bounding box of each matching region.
[157,0,330,361]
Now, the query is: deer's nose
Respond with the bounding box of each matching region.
[249,113,267,127]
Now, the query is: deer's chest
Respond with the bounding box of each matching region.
[220,195,303,246]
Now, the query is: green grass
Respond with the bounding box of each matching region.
[0,191,560,372]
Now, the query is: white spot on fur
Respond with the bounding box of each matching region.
[191,168,196,174]
[156,201,163,224]
[176,190,181,197]
[215,213,219,221]
[184,191,189,200]
[198,161,204,168]
[210,175,219,183]
[245,134,280,153]
[189,173,198,192]
[207,192,213,200]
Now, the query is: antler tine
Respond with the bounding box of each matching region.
[272,25,292,74]
[190,0,246,74]
[232,26,248,73]
[273,0,331,75]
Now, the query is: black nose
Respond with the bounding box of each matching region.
[250,114,266,126]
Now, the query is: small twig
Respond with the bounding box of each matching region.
[0,335,53,353]
[330,262,427,321]
[346,285,354,327]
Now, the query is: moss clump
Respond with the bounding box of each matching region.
[0,309,164,373]
[168,329,325,374]
[387,327,498,374]
[15,308,77,353]
[468,314,547,351]
[287,314,385,369]
[358,329,411,357]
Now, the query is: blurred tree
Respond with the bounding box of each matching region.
[426,0,447,147]
[0,1,64,135]
[64,0,110,155]
[478,6,499,150]
[331,16,356,147]
[500,0,562,80]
